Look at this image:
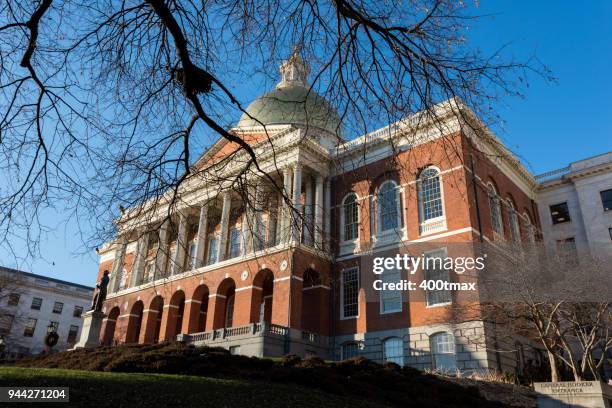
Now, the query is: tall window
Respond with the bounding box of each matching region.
[419,168,444,221]
[383,337,404,366]
[378,181,400,233]
[343,194,359,241]
[187,241,197,270]
[229,227,242,259]
[508,202,521,243]
[380,266,402,313]
[118,267,128,289]
[0,314,14,335]
[341,342,359,360]
[523,213,536,243]
[488,183,503,235]
[425,250,451,306]
[49,321,59,332]
[144,259,155,283]
[431,332,457,372]
[341,267,359,318]
[23,318,37,337]
[207,234,219,265]
[254,218,267,251]
[225,295,235,328]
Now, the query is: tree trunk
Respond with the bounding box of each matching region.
[547,350,560,382]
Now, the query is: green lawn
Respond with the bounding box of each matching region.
[0,366,390,408]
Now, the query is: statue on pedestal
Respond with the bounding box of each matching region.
[91,270,110,312]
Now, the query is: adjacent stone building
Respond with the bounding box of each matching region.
[0,267,93,357]
[95,50,548,375]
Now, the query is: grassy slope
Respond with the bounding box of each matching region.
[0,367,390,408]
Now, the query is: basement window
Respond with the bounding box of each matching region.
[549,202,571,224]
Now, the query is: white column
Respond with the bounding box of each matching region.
[242,183,256,255]
[400,186,408,240]
[194,205,209,268]
[130,230,147,287]
[304,176,314,246]
[109,235,128,293]
[324,178,332,252]
[314,175,324,249]
[291,164,303,244]
[172,212,189,275]
[281,166,293,243]
[217,192,232,261]
[155,220,170,279]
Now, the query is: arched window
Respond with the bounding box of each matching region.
[383,337,404,366]
[431,332,457,372]
[341,342,359,360]
[419,167,444,222]
[225,294,235,328]
[378,181,400,233]
[342,193,359,241]
[523,212,536,243]
[488,183,503,236]
[508,200,521,243]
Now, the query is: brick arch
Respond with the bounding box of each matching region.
[141,295,164,344]
[250,269,274,323]
[184,284,210,334]
[163,290,186,341]
[102,306,120,345]
[125,300,144,343]
[211,278,236,329]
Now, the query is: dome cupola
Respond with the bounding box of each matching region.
[236,47,342,135]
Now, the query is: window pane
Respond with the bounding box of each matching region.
[431,332,457,372]
[8,293,20,306]
[342,268,359,318]
[383,337,404,366]
[31,297,42,310]
[601,189,612,211]
[343,195,359,241]
[341,342,358,360]
[425,251,451,306]
[549,202,571,224]
[207,235,218,265]
[229,228,242,258]
[509,209,521,242]
[73,306,83,318]
[379,183,398,232]
[24,318,37,337]
[488,188,503,234]
[67,325,79,343]
[188,242,197,269]
[420,169,443,221]
[381,267,402,313]
[53,301,64,314]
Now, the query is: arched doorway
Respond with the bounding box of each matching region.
[213,278,236,329]
[165,290,185,340]
[102,306,120,345]
[125,301,144,343]
[190,284,209,333]
[143,295,164,343]
[250,269,274,324]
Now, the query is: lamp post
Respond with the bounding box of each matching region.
[0,336,6,359]
[44,323,59,352]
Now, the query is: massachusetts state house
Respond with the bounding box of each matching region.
[95,50,542,374]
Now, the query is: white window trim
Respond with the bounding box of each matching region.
[340,266,359,320]
[423,247,452,308]
[418,166,447,236]
[340,193,361,255]
[375,180,404,244]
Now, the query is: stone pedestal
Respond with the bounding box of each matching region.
[72,310,106,349]
[534,381,612,408]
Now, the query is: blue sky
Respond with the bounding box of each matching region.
[2,1,610,286]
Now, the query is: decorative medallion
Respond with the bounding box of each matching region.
[280,259,288,271]
[241,270,249,281]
